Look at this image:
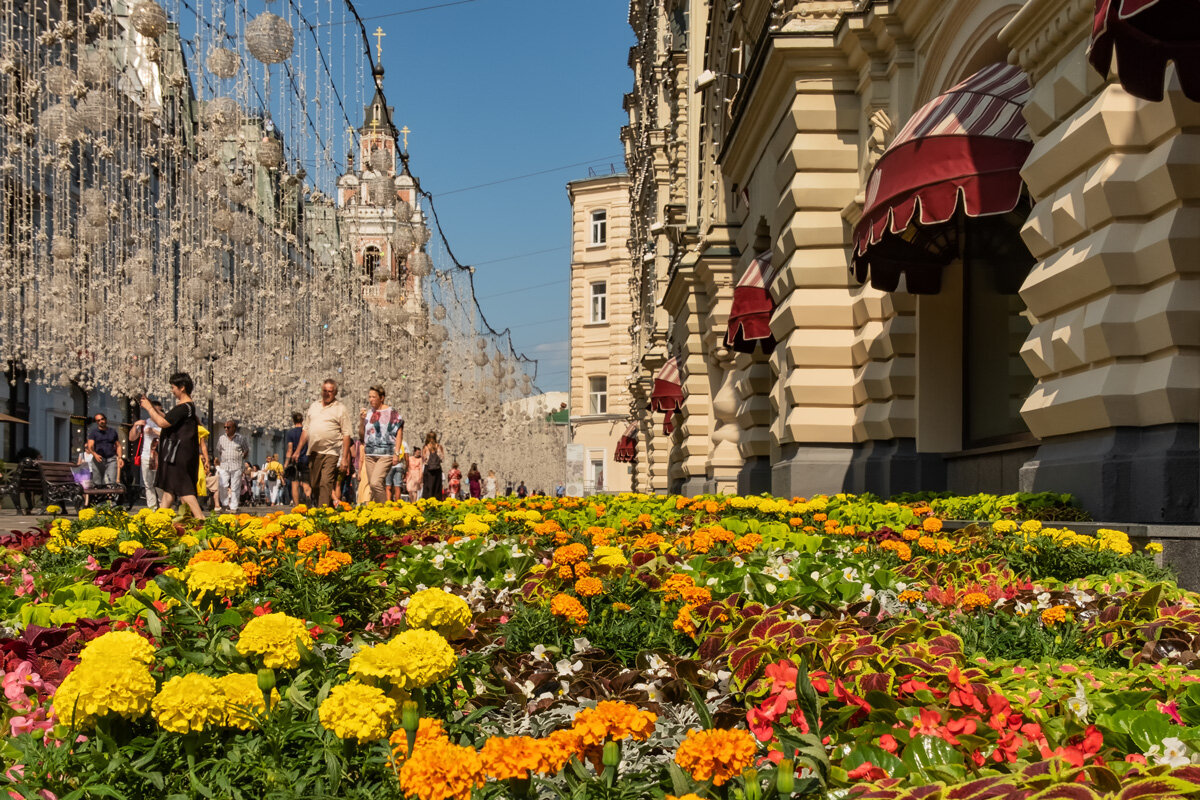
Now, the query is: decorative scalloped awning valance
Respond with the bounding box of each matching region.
[725,252,775,354]
[852,64,1034,294]
[1089,0,1200,102]
[649,357,683,434]
[614,423,638,463]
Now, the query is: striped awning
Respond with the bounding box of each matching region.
[650,357,684,434]
[852,64,1034,294]
[1089,0,1200,102]
[725,252,775,354]
[614,423,638,463]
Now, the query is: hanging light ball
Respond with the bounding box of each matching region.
[476,337,487,350]
[432,304,446,321]
[369,148,392,173]
[45,66,78,96]
[81,188,105,210]
[408,251,432,277]
[367,175,395,206]
[212,207,233,233]
[245,13,295,64]
[384,279,402,301]
[206,47,240,79]
[77,91,117,132]
[77,49,113,84]
[416,223,432,246]
[391,225,415,253]
[256,138,283,169]
[130,0,168,39]
[473,351,488,367]
[202,97,240,135]
[40,103,82,141]
[185,276,206,300]
[51,236,74,261]
[395,199,412,223]
[135,342,154,359]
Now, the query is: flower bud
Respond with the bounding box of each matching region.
[257,668,276,693]
[602,740,621,768]
[401,700,420,732]
[777,759,795,795]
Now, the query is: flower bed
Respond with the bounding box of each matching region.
[0,494,1194,800]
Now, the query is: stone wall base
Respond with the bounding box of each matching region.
[676,476,707,496]
[737,456,772,495]
[847,439,947,498]
[1019,424,1199,524]
[946,445,1039,496]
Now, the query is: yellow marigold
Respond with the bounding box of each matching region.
[186,560,249,598]
[1040,605,1069,626]
[117,540,143,555]
[960,592,992,612]
[188,549,228,566]
[922,517,944,533]
[398,737,485,800]
[1021,520,1043,534]
[318,682,397,742]
[406,588,473,639]
[572,701,657,747]
[674,728,757,787]
[480,735,556,780]
[389,718,449,764]
[1146,542,1164,554]
[553,543,589,566]
[550,593,589,627]
[77,526,119,548]
[574,577,604,597]
[351,628,457,691]
[52,659,156,727]
[236,612,310,669]
[593,544,628,566]
[77,508,97,522]
[898,590,924,604]
[217,673,279,730]
[79,630,156,665]
[152,673,226,733]
[297,532,332,554]
[993,520,1019,534]
[734,533,763,553]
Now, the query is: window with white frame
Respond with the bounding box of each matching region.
[363,246,381,281]
[590,209,607,245]
[588,376,607,414]
[590,281,607,323]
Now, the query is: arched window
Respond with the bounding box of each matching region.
[363,246,381,281]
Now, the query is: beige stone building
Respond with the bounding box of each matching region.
[623,0,1199,523]
[567,173,636,494]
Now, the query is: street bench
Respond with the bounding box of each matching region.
[0,460,126,514]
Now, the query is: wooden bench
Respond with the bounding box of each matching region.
[10,460,128,514]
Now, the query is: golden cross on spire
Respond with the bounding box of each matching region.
[400,125,410,151]
[373,27,386,65]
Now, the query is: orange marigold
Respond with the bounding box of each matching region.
[674,728,757,786]
[188,549,228,566]
[574,562,591,578]
[1041,605,1069,626]
[960,591,992,611]
[902,528,921,541]
[661,573,695,602]
[208,535,240,554]
[540,727,583,772]
[574,577,604,597]
[297,532,332,554]
[789,518,803,527]
[898,590,924,604]
[397,737,484,800]
[922,517,944,533]
[674,604,697,637]
[309,550,352,576]
[558,565,575,580]
[480,735,555,780]
[240,562,263,586]
[813,513,827,522]
[633,532,664,549]
[612,602,632,612]
[550,593,589,627]
[679,585,711,606]
[734,533,763,553]
[572,701,657,747]
[389,718,448,765]
[553,543,589,566]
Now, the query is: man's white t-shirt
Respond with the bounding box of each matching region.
[140,420,161,462]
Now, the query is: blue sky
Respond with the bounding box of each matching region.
[359,0,634,392]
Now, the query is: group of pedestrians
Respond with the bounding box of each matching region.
[130,372,514,520]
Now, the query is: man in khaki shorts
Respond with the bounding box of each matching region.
[293,379,353,507]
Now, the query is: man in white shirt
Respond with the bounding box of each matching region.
[129,400,164,508]
[294,379,353,507]
[214,419,249,512]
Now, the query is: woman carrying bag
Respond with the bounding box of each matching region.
[421,432,446,501]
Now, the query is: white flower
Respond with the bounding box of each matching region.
[432,554,445,569]
[810,571,821,581]
[1067,681,1090,721]
[634,681,664,702]
[861,585,877,602]
[732,557,745,568]
[1015,600,1033,615]
[572,637,592,654]
[646,654,670,677]
[707,577,718,586]
[842,567,859,583]
[895,581,908,592]
[800,613,812,622]
[503,570,517,582]
[1147,737,1192,767]
[555,658,583,677]
[680,563,694,571]
[517,680,536,698]
[531,644,549,662]
[765,582,777,594]
[509,546,524,557]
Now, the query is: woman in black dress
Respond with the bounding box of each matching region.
[140,372,205,519]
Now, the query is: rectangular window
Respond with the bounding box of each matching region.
[590,210,607,245]
[590,281,607,323]
[588,376,607,415]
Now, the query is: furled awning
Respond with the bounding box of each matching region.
[649,356,683,434]
[1089,0,1200,102]
[725,252,775,354]
[614,423,638,463]
[852,64,1034,294]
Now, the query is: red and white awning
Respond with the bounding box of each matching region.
[614,423,638,463]
[725,252,775,354]
[649,356,684,434]
[852,64,1034,294]
[1089,0,1200,102]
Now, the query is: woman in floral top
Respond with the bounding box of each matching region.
[358,386,404,504]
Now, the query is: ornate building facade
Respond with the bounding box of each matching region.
[623,0,1199,523]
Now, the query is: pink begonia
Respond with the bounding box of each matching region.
[14,570,35,597]
[3,661,44,712]
[5,765,57,800]
[380,606,405,628]
[10,706,52,737]
[84,555,101,572]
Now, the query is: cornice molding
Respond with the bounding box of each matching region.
[1000,0,1093,80]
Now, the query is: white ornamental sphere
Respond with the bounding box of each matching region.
[432,304,446,321]
[368,148,392,173]
[39,103,82,141]
[395,199,413,223]
[77,92,117,132]
[473,352,488,367]
[185,276,206,299]
[476,337,487,350]
[245,13,295,64]
[256,138,283,169]
[202,97,240,135]
[81,188,105,209]
[45,66,77,96]
[367,175,395,206]
[391,225,415,253]
[206,47,240,79]
[131,1,168,39]
[135,342,154,358]
[212,208,233,233]
[408,251,432,278]
[51,236,74,260]
[77,49,113,84]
